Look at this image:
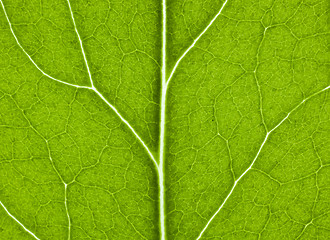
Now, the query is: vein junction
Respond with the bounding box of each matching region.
[196,85,330,239]
[166,0,229,86]
[1,0,329,239]
[158,0,230,239]
[0,0,157,239]
[0,0,156,166]
[1,0,230,239]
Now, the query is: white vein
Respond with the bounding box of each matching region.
[65,0,157,166]
[0,201,40,240]
[196,85,330,239]
[166,0,229,86]
[3,0,327,238]
[1,1,158,237]
[0,0,92,90]
[94,88,157,166]
[159,0,167,238]
[158,1,230,238]
[64,183,71,240]
[66,0,94,88]
[0,0,156,166]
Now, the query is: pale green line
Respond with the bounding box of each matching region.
[167,0,229,86]
[93,88,158,167]
[0,0,156,167]
[66,0,94,88]
[66,0,157,166]
[0,0,92,90]
[159,0,167,238]
[0,201,40,240]
[196,85,330,239]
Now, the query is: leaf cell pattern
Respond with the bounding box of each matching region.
[0,0,329,239]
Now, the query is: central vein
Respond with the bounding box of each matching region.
[159,0,167,239]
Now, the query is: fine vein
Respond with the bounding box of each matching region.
[64,184,71,240]
[0,0,92,90]
[94,88,157,166]
[1,1,158,237]
[196,85,330,239]
[166,0,229,86]
[0,201,40,240]
[3,0,328,239]
[159,1,229,238]
[0,0,156,167]
[66,0,157,165]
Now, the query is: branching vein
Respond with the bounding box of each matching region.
[2,0,328,239]
[196,85,330,239]
[66,0,157,165]
[166,0,228,86]
[0,0,156,166]
[93,88,157,166]
[66,0,94,88]
[159,1,229,238]
[0,0,92,90]
[0,1,158,237]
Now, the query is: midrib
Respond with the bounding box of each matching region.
[158,0,167,239]
[2,0,329,239]
[157,1,230,237]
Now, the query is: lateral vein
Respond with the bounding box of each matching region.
[196,85,330,239]
[66,0,94,88]
[0,200,40,240]
[94,88,158,166]
[0,0,156,166]
[166,0,229,86]
[66,0,157,165]
[0,0,92,90]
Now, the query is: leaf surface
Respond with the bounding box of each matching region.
[0,0,329,239]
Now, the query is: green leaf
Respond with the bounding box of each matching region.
[0,0,329,239]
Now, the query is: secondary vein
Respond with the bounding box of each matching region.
[0,201,40,240]
[0,0,92,90]
[94,88,158,166]
[0,0,156,167]
[66,0,157,165]
[66,0,94,88]
[196,85,330,239]
[166,0,229,86]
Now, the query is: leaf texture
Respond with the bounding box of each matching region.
[0,0,329,239]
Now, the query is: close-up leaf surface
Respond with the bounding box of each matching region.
[0,0,329,239]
